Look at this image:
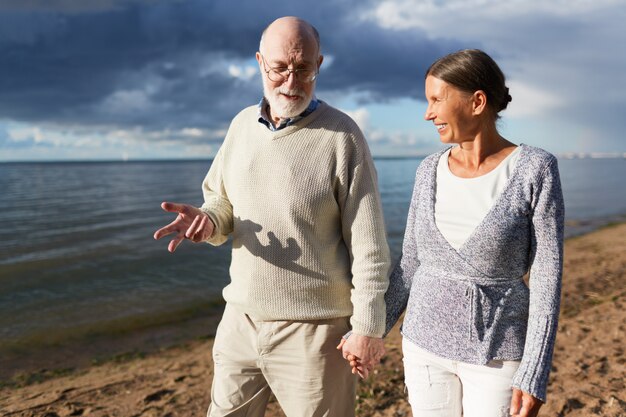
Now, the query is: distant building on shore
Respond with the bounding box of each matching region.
[558,152,626,159]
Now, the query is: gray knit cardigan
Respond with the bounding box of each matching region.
[385,144,564,402]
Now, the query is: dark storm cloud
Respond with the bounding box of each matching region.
[0,1,262,126]
[318,24,461,101]
[0,0,466,133]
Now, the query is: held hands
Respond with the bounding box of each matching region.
[336,334,385,379]
[510,388,543,417]
[153,202,215,252]
[337,336,541,415]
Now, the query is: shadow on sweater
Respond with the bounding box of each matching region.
[233,217,326,280]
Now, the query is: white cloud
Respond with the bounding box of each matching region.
[360,0,625,152]
[8,126,56,145]
[7,126,36,142]
[342,107,371,132]
[363,0,622,31]
[340,105,433,150]
[321,55,335,69]
[228,64,257,80]
[199,54,259,82]
[2,121,227,161]
[505,79,563,118]
[100,89,168,115]
[181,128,204,137]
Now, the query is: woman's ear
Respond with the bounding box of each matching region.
[472,90,488,115]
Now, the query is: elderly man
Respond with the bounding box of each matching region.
[154,16,389,417]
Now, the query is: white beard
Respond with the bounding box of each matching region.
[263,82,314,121]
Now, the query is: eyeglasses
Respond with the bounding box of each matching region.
[260,54,318,83]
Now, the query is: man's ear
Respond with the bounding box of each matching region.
[317,54,324,69]
[256,52,263,67]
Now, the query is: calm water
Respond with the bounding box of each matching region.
[0,157,624,357]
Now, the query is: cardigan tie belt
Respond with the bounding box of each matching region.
[463,280,519,342]
[420,265,524,342]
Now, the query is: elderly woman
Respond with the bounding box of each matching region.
[373,50,563,417]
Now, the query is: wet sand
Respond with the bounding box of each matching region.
[1,222,625,417]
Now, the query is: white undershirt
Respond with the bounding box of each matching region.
[434,146,522,250]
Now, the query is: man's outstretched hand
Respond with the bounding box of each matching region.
[154,202,214,252]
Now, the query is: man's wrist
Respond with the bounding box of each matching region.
[199,208,218,239]
[343,331,384,340]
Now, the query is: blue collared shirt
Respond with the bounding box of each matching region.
[257,97,319,131]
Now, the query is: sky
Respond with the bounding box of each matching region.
[0,0,624,161]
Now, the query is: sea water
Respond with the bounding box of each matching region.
[0,157,624,374]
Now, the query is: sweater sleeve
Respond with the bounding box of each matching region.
[339,130,391,338]
[511,156,564,402]
[384,168,422,336]
[200,144,233,246]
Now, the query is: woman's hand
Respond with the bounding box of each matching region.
[336,335,384,379]
[510,388,543,417]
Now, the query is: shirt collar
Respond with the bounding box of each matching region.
[257,97,319,131]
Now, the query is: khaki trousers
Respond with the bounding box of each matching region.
[207,304,357,417]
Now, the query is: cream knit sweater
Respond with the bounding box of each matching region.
[200,101,390,337]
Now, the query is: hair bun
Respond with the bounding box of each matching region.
[499,86,512,111]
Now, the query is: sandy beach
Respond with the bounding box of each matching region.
[1,222,625,417]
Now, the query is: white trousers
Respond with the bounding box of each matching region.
[402,338,520,417]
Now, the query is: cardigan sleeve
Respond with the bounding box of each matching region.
[511,156,564,401]
[383,167,423,336]
[200,144,234,246]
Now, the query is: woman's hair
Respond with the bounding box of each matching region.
[426,49,512,118]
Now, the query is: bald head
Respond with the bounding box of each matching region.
[259,16,320,57]
[256,17,323,124]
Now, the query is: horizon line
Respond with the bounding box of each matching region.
[1,152,624,164]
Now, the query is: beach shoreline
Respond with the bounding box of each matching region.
[1,222,625,416]
[564,213,626,238]
[0,301,226,383]
[3,213,624,385]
